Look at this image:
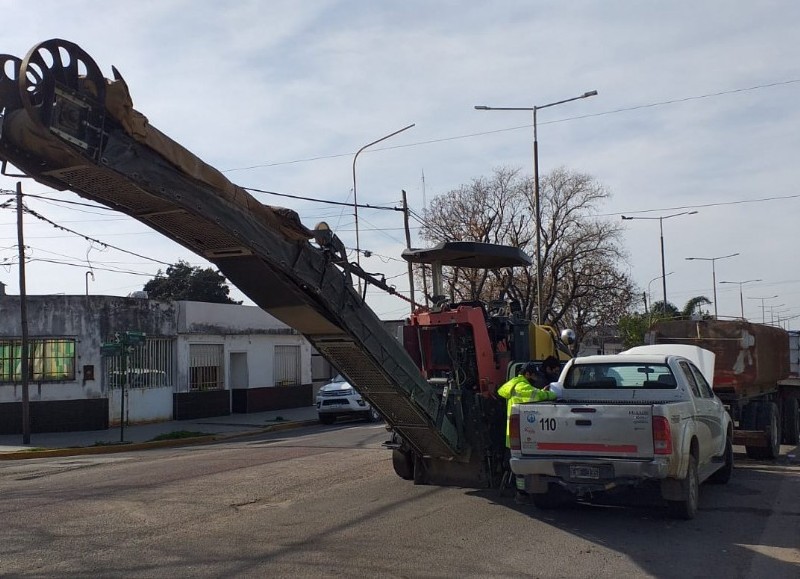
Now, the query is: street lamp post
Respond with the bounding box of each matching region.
[621,211,698,311]
[768,305,787,325]
[685,253,739,318]
[647,271,674,314]
[719,279,762,319]
[85,270,94,298]
[475,90,597,324]
[352,123,415,292]
[747,294,779,323]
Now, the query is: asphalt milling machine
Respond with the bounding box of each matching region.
[0,39,572,487]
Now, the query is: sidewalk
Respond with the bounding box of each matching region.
[0,406,319,459]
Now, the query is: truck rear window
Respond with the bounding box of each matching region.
[563,363,676,389]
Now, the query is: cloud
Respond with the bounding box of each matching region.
[1,1,799,323]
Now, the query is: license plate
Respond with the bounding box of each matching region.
[570,465,600,479]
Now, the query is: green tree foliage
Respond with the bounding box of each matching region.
[143,261,241,304]
[617,312,652,349]
[419,166,634,347]
[649,300,680,319]
[619,295,714,348]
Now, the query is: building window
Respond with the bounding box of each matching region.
[105,337,175,390]
[189,344,224,391]
[274,344,300,386]
[0,338,76,383]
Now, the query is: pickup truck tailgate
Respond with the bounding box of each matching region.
[519,404,655,459]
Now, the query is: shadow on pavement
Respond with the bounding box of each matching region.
[466,447,799,578]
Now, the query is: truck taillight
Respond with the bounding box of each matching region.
[652,416,673,455]
[510,413,521,451]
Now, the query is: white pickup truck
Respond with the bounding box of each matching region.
[510,345,733,519]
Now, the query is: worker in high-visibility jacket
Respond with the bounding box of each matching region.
[497,361,557,447]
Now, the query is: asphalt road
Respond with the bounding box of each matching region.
[0,422,797,578]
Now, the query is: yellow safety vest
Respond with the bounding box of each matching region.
[497,375,556,447]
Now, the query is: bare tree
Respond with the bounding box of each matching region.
[419,166,634,343]
[421,167,531,302]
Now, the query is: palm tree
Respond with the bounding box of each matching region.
[681,296,712,319]
[650,296,711,321]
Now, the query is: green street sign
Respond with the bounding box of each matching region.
[125,331,146,346]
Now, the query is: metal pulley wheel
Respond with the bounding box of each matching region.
[18,39,107,156]
[0,54,23,109]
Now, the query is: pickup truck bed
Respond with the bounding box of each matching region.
[510,347,733,519]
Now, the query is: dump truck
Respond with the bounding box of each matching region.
[0,39,571,487]
[646,319,800,459]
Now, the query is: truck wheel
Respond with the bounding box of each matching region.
[391,449,414,480]
[666,455,699,520]
[364,408,381,423]
[746,402,781,459]
[708,436,733,484]
[740,402,758,429]
[781,398,799,445]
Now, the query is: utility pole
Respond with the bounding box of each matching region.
[401,190,416,314]
[16,182,31,444]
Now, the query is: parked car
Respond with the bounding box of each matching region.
[316,374,381,425]
[108,368,170,389]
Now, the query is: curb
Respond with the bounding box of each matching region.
[0,419,319,461]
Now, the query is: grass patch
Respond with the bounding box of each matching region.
[149,430,211,442]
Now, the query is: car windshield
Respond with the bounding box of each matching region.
[331,375,347,383]
[564,363,676,389]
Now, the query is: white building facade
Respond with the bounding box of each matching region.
[0,287,315,434]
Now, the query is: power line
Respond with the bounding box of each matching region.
[601,192,800,217]
[244,185,400,211]
[13,192,118,212]
[21,205,174,266]
[26,257,158,277]
[222,78,800,173]
[26,245,159,267]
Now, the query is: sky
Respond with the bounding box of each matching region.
[1,1,799,329]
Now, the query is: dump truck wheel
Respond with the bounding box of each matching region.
[740,402,758,429]
[781,398,799,445]
[746,402,781,459]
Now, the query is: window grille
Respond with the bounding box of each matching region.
[273,344,300,386]
[189,343,224,391]
[105,337,175,390]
